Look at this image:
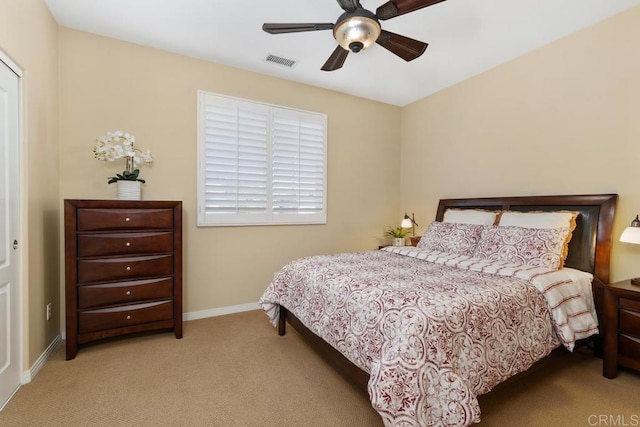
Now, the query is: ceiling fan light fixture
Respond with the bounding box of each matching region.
[333,15,381,53]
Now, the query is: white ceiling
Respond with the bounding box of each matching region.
[44,0,640,106]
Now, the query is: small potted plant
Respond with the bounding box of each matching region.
[384,226,410,247]
[93,130,153,200]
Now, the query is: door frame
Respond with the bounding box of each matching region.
[0,48,25,403]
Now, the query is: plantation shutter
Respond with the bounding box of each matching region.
[198,92,327,226]
[272,111,326,217]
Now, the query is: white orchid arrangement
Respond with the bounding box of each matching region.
[93,131,153,184]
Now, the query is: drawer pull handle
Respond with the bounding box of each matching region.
[126,291,131,296]
[126,242,131,247]
[126,266,131,271]
[126,315,131,320]
[125,217,130,222]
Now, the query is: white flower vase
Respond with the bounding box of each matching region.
[117,180,141,201]
[393,237,405,247]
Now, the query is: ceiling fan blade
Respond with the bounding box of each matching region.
[376,0,446,20]
[262,23,334,34]
[376,30,428,62]
[321,46,349,71]
[336,0,362,12]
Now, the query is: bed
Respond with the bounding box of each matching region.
[260,194,617,426]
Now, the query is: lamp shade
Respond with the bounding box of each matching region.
[621,226,640,244]
[401,217,413,228]
[621,215,640,244]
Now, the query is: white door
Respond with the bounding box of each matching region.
[0,56,21,409]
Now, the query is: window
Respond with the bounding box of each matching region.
[197,91,327,226]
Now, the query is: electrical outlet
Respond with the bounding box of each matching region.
[46,303,52,321]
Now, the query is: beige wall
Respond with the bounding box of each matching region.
[0,0,60,367]
[58,28,402,313]
[400,6,640,283]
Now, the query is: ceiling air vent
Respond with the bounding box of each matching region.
[265,54,296,68]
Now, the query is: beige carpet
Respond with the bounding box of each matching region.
[1,310,639,426]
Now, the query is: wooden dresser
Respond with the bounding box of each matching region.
[64,199,183,360]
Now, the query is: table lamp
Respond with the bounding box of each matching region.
[401,213,421,246]
[401,212,418,236]
[620,215,640,285]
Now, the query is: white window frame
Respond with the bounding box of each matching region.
[197,91,327,227]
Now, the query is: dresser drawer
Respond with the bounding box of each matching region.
[77,255,173,283]
[78,277,174,308]
[620,298,640,312]
[78,232,173,257]
[77,208,173,231]
[78,300,173,334]
[620,308,640,336]
[619,333,640,359]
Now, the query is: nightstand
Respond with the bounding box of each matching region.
[603,279,640,378]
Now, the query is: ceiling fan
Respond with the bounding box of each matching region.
[262,0,446,71]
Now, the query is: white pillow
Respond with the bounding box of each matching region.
[498,210,578,229]
[443,208,498,226]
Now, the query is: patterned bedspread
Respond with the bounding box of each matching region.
[259,248,598,426]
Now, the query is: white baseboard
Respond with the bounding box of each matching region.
[183,301,261,321]
[3,334,62,411]
[21,333,61,384]
[0,384,20,412]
